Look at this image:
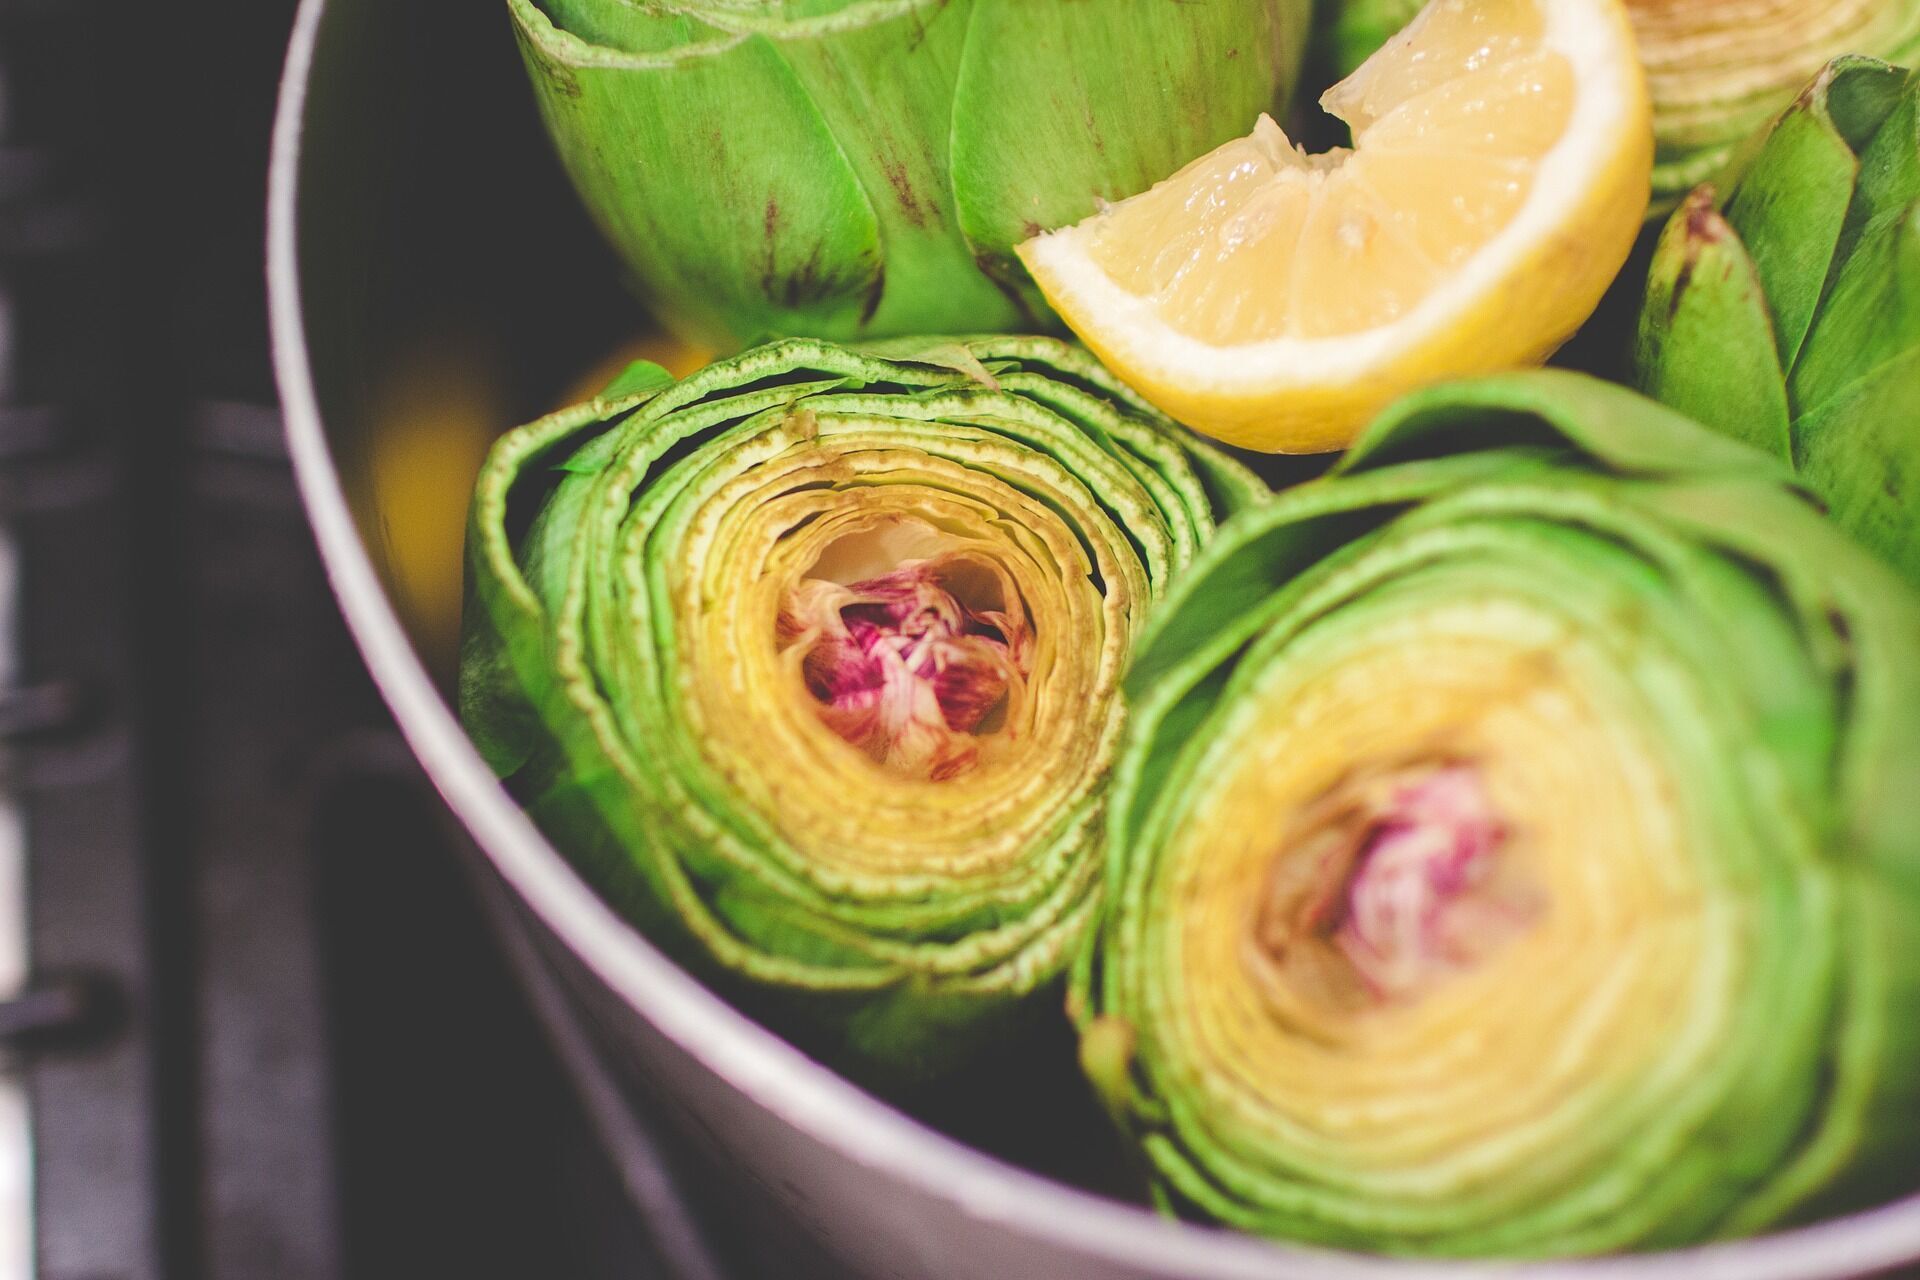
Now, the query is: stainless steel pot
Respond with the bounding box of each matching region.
[265,0,1920,1274]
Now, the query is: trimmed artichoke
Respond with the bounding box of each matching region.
[1636,57,1920,585]
[1319,0,1920,210]
[1079,370,1920,1256]
[506,0,1311,351]
[461,336,1260,1077]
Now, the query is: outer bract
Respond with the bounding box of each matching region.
[1081,369,1920,1256]
[1636,57,1920,585]
[461,336,1260,1080]
[506,0,1309,351]
[1320,0,1920,210]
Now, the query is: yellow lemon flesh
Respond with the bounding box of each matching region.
[1017,0,1652,453]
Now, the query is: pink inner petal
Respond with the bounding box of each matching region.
[779,557,1030,782]
[1333,766,1533,1000]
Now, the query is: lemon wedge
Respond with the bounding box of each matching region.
[1017,0,1652,453]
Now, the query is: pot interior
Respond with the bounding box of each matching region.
[278,0,1920,1271]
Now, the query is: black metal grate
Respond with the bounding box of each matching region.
[0,0,758,1275]
[1,3,167,1278]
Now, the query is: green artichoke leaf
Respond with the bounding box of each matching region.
[509,0,1308,349]
[1082,368,1920,1257]
[740,2,1031,336]
[510,0,890,347]
[1337,365,1791,481]
[1790,202,1920,422]
[1635,189,1793,463]
[1634,57,1920,586]
[1721,60,1899,366]
[1812,54,1912,151]
[1783,190,1920,588]
[1837,69,1920,264]
[461,335,1258,1080]
[595,357,679,402]
[1795,356,1920,582]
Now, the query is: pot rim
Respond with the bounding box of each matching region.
[265,4,1920,1275]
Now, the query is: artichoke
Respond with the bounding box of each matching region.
[461,335,1260,1077]
[1635,57,1920,585]
[1319,0,1920,210]
[1078,370,1920,1256]
[506,0,1311,351]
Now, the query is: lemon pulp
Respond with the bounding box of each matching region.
[1019,0,1651,452]
[1090,0,1572,343]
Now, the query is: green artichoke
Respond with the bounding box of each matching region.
[1318,0,1920,211]
[1078,370,1920,1256]
[506,0,1311,351]
[1635,56,1920,585]
[461,335,1260,1077]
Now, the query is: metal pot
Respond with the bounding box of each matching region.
[264,0,1920,1274]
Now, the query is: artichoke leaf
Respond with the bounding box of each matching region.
[510,0,891,347]
[1635,190,1794,463]
[1720,64,1887,367]
[1790,355,1920,586]
[1784,200,1920,584]
[1836,70,1920,265]
[1634,57,1920,586]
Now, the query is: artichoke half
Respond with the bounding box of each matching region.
[1078,370,1920,1256]
[1636,57,1920,585]
[1318,0,1920,210]
[507,0,1311,351]
[461,336,1260,1076]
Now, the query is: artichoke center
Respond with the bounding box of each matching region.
[777,526,1031,783]
[1251,763,1540,1010]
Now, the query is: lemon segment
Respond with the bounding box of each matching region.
[1017,0,1652,453]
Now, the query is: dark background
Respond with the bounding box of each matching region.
[5,1,679,1276]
